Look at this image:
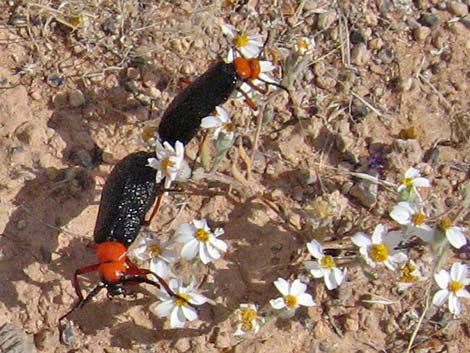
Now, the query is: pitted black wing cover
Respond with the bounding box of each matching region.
[158,61,239,146]
[93,151,159,246]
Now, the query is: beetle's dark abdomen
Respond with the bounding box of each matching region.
[93,151,159,247]
[158,61,239,146]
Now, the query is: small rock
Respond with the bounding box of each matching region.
[350,29,366,44]
[436,2,448,10]
[68,89,85,107]
[369,37,384,50]
[316,11,337,30]
[315,76,336,90]
[47,73,64,87]
[126,67,140,80]
[413,25,431,42]
[448,1,469,16]
[419,13,439,27]
[30,90,41,101]
[351,104,369,118]
[0,323,37,353]
[377,47,394,64]
[349,171,378,208]
[351,43,370,66]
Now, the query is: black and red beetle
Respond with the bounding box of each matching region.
[158,35,288,146]
[60,151,181,319]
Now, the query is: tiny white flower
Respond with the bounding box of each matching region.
[293,36,315,56]
[128,232,177,279]
[175,219,228,264]
[397,260,422,291]
[200,106,235,140]
[234,303,263,336]
[221,24,264,58]
[432,262,470,316]
[389,201,434,241]
[304,240,344,290]
[352,224,407,271]
[147,140,189,189]
[269,278,316,312]
[152,278,208,328]
[437,218,467,249]
[397,167,430,194]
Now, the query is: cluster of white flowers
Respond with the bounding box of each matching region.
[349,166,469,316]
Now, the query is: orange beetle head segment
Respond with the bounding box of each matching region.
[234,57,252,80]
[248,58,260,79]
[96,241,127,263]
[98,262,127,284]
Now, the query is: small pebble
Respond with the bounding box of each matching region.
[414,26,431,42]
[448,1,469,16]
[377,48,394,64]
[47,73,64,87]
[316,11,337,30]
[351,43,370,66]
[419,13,439,27]
[350,29,366,44]
[68,89,85,107]
[351,104,369,118]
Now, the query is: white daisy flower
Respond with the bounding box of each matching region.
[293,36,315,56]
[397,167,430,194]
[389,201,434,241]
[269,278,316,312]
[304,240,344,290]
[397,260,422,291]
[128,233,177,279]
[152,278,208,328]
[432,262,470,316]
[200,106,235,140]
[352,224,407,271]
[175,219,228,264]
[221,24,264,58]
[234,303,263,336]
[437,218,467,249]
[147,140,189,189]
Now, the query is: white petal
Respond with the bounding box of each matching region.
[273,278,290,296]
[169,307,187,328]
[446,227,467,249]
[201,116,221,129]
[297,293,316,307]
[176,223,195,242]
[413,177,430,188]
[434,270,450,289]
[405,167,419,179]
[209,237,228,253]
[448,294,461,315]
[457,288,470,299]
[390,202,413,225]
[193,219,208,230]
[306,240,324,259]
[240,45,260,58]
[450,262,467,282]
[384,231,403,250]
[199,242,216,264]
[215,106,229,122]
[181,240,199,260]
[150,259,170,279]
[188,292,208,305]
[153,300,175,318]
[414,226,435,242]
[371,224,387,244]
[432,289,449,306]
[332,267,344,286]
[181,305,198,322]
[259,60,275,73]
[290,279,307,296]
[352,232,371,247]
[324,271,338,290]
[221,23,236,38]
[270,297,286,309]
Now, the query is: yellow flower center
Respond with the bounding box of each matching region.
[399,263,418,283]
[240,307,257,323]
[161,157,175,173]
[240,321,254,332]
[234,33,249,48]
[412,212,426,226]
[148,244,161,257]
[370,244,389,263]
[284,295,298,309]
[401,178,413,187]
[195,228,210,242]
[448,280,463,293]
[320,255,335,269]
[175,293,191,307]
[297,38,309,50]
[438,218,452,231]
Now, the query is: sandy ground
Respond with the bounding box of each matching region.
[0,0,470,352]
